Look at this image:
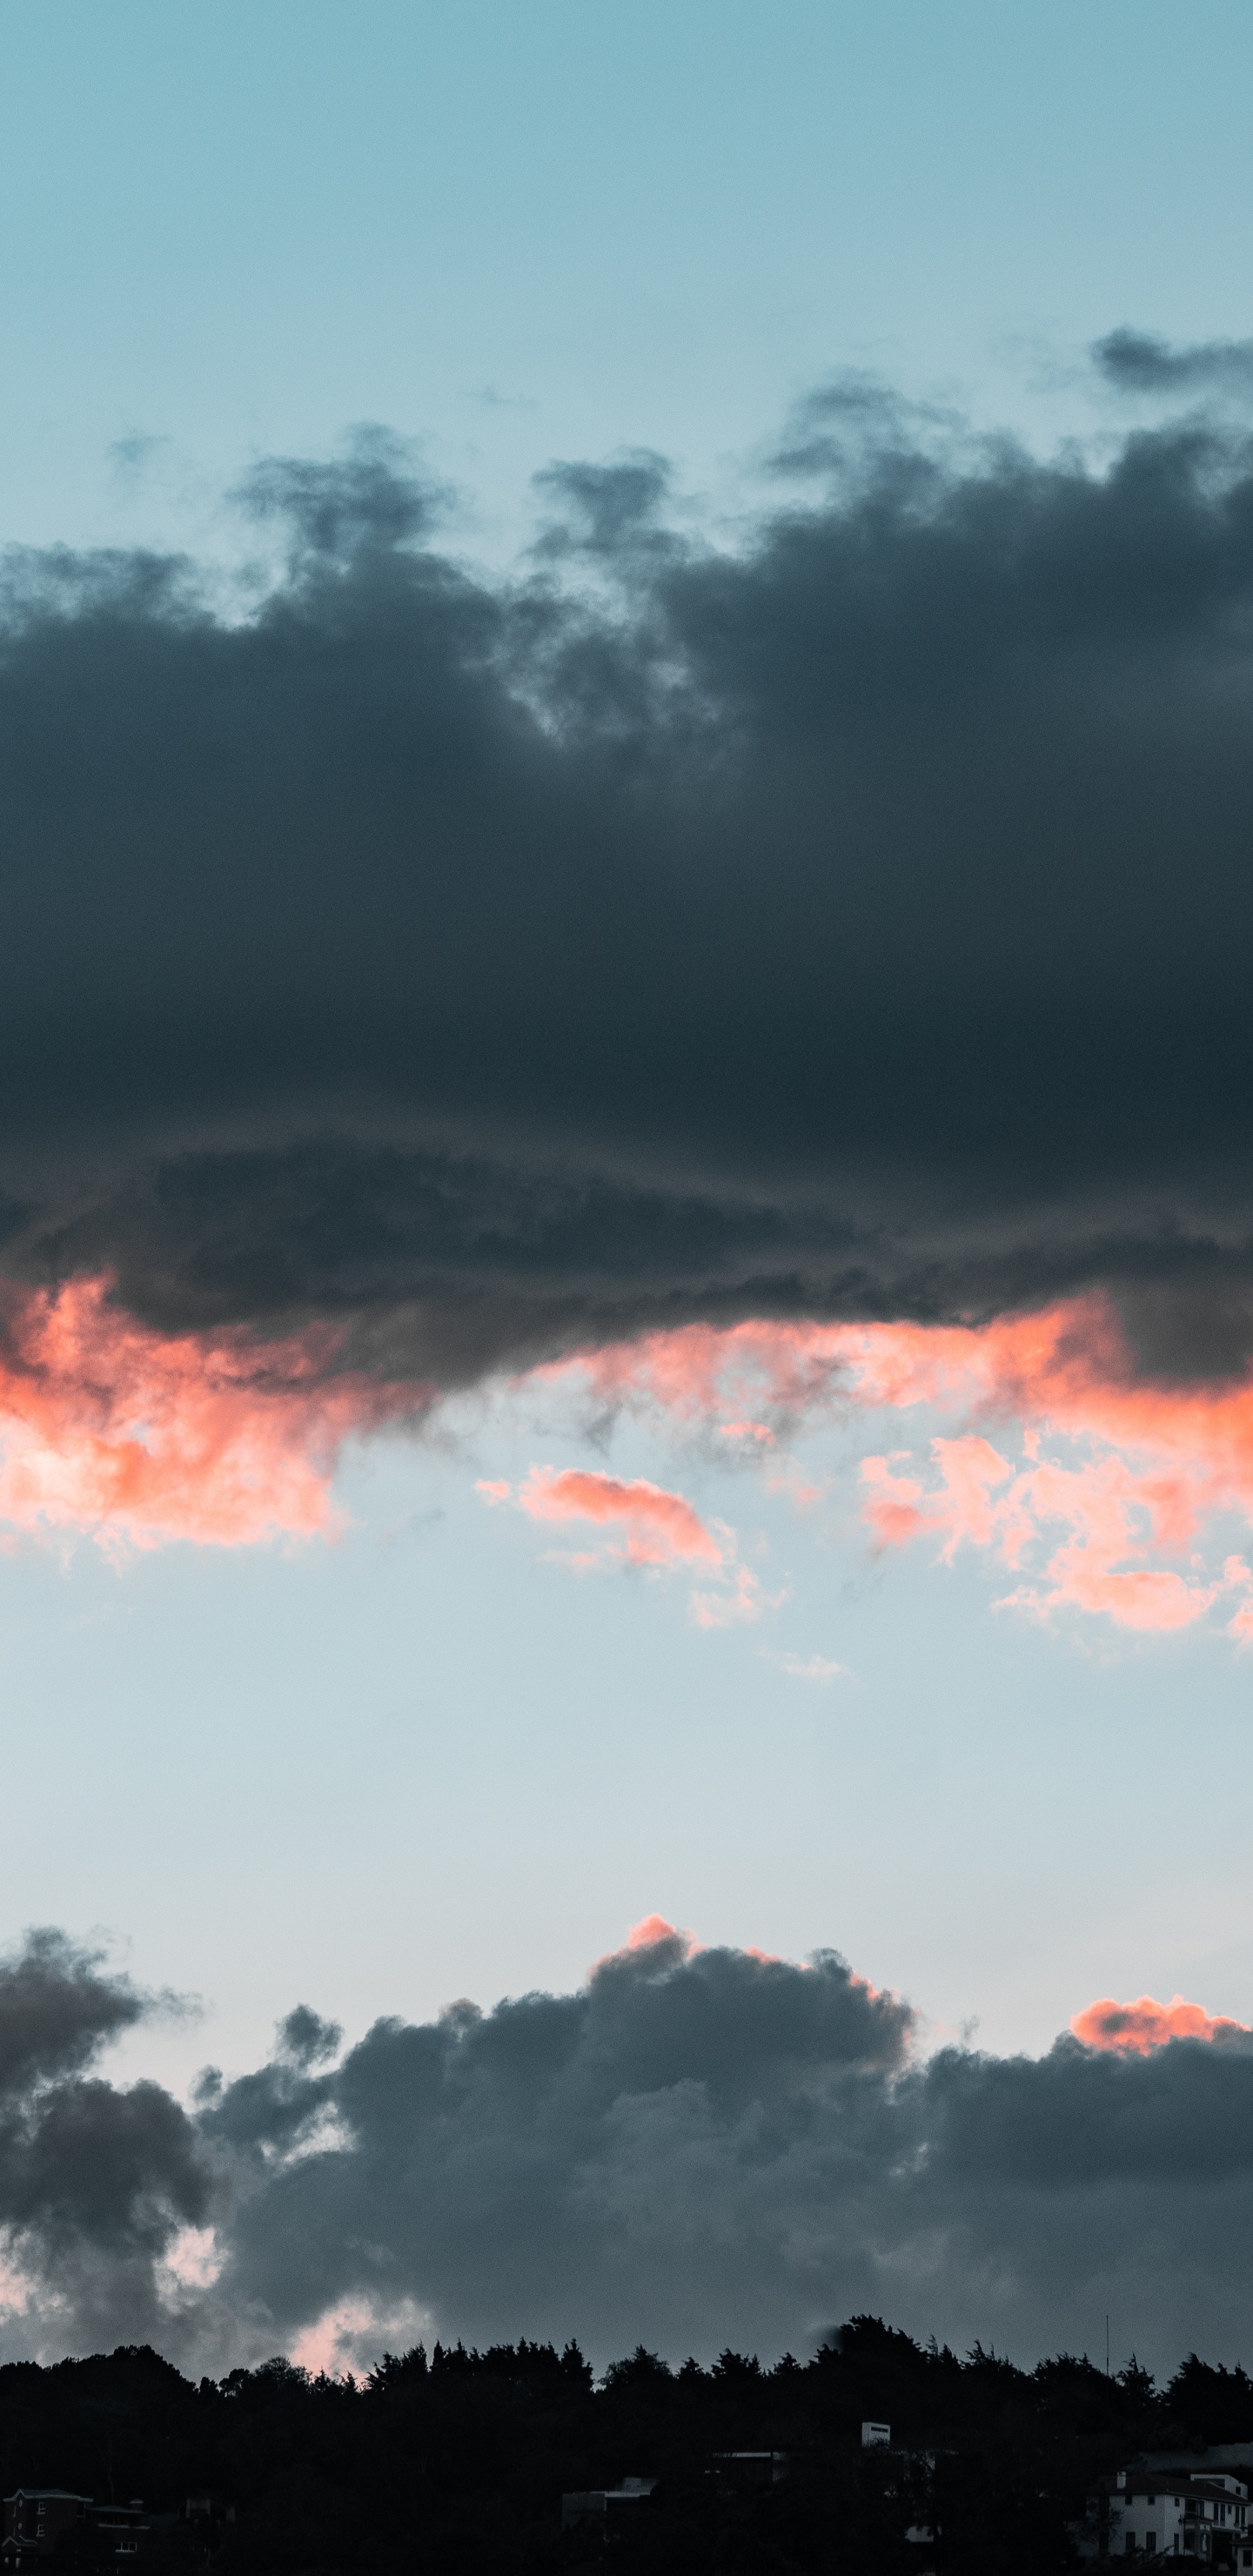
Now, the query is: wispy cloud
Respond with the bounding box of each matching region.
[476,1463,786,1628]
[510,1464,721,1566]
[767,1650,849,1683]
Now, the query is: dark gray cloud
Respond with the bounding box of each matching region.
[3,378,1253,1381]
[1095,327,1253,397]
[3,1926,1253,2377]
[190,1935,1253,2377]
[0,1932,209,2356]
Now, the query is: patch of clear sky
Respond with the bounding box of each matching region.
[2,1,1252,567]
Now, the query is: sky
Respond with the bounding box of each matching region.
[3,0,1253,2380]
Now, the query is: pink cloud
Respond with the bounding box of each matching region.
[590,1915,697,1974]
[31,1266,1253,1640]
[480,1463,783,1628]
[1072,1993,1252,2053]
[861,1442,1221,1633]
[289,2296,427,2380]
[516,1465,722,1567]
[0,1275,422,1555]
[533,1297,1253,1638]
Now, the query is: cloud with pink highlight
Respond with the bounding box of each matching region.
[15,400,1253,1426]
[626,1913,684,1950]
[17,1909,1253,2373]
[516,1466,722,1568]
[538,1296,1253,1640]
[1071,1995,1253,2054]
[0,1277,423,1558]
[289,2297,430,2382]
[476,1461,783,1628]
[587,1915,698,1971]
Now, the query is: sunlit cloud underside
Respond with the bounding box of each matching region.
[6,1278,1253,1640]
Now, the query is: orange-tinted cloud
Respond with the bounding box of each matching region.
[535,1296,1253,1637]
[515,1465,723,1567]
[479,1461,784,1627]
[1071,1994,1253,2053]
[626,1914,682,1950]
[27,1270,1253,1632]
[0,1275,420,1555]
[589,1915,696,1975]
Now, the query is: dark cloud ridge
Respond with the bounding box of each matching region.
[2,1927,1253,2377]
[4,372,1253,1378]
[1095,327,1253,397]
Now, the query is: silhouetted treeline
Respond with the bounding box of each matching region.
[2,2317,1251,2573]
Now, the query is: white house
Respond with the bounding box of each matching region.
[1082,2467,1250,2560]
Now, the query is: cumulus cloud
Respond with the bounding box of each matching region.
[5,1923,1253,2376]
[0,1931,210,2358]
[1069,1994,1253,2053]
[178,1931,1253,2377]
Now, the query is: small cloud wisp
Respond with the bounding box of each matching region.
[475,1462,777,1625]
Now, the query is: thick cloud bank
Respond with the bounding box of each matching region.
[0,1932,206,2353]
[4,352,1253,1388]
[5,1922,1253,2378]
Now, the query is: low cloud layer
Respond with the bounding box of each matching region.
[4,1922,1253,2379]
[2,361,1253,1402]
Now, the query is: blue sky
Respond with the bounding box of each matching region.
[6,0,1253,566]
[10,1358,1253,2104]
